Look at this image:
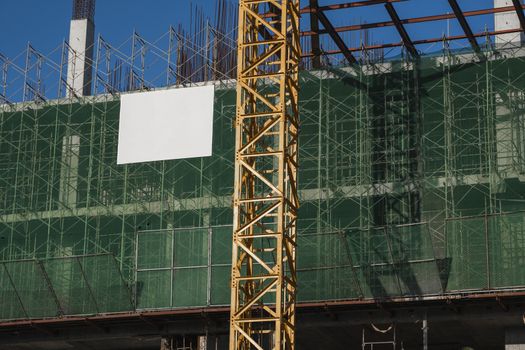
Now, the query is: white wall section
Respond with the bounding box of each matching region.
[495,0,524,47]
[117,85,215,165]
[67,18,94,96]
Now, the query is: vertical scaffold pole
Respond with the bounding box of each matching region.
[230,1,300,349]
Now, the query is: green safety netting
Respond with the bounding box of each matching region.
[1,51,525,317]
[446,211,525,291]
[0,254,133,320]
[136,227,231,309]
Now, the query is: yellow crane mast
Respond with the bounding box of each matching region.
[229,0,301,349]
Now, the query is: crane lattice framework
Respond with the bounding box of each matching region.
[230,0,300,349]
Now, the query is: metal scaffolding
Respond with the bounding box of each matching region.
[2,0,525,329]
[2,43,525,321]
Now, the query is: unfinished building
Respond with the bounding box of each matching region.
[1,0,525,349]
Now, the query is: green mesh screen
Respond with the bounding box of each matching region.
[3,260,58,318]
[0,255,132,320]
[2,52,525,318]
[446,212,525,291]
[137,227,226,308]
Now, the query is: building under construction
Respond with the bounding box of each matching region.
[2,0,525,349]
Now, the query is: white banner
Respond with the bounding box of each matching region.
[117,85,214,165]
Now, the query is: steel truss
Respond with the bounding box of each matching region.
[230,0,300,349]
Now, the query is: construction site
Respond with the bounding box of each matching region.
[1,0,525,349]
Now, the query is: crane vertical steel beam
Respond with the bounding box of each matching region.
[230,0,300,350]
[315,7,358,65]
[447,0,484,60]
[301,0,405,13]
[309,0,322,68]
[512,0,525,31]
[384,2,419,58]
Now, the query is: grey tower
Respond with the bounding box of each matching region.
[67,0,95,97]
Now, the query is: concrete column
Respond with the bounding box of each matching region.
[160,337,173,350]
[494,0,525,180]
[67,18,94,96]
[495,0,524,48]
[506,327,525,350]
[422,316,428,350]
[495,90,525,180]
[198,335,208,350]
[496,94,515,177]
[59,135,80,208]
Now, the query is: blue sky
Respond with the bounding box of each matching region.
[0,1,209,56]
[0,0,497,58]
[0,0,502,101]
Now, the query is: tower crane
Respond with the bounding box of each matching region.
[229,0,301,349]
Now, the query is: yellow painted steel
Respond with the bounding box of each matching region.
[230,1,300,349]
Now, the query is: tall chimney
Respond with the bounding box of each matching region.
[495,0,524,47]
[67,0,95,97]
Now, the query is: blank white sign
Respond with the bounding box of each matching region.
[117,85,214,165]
